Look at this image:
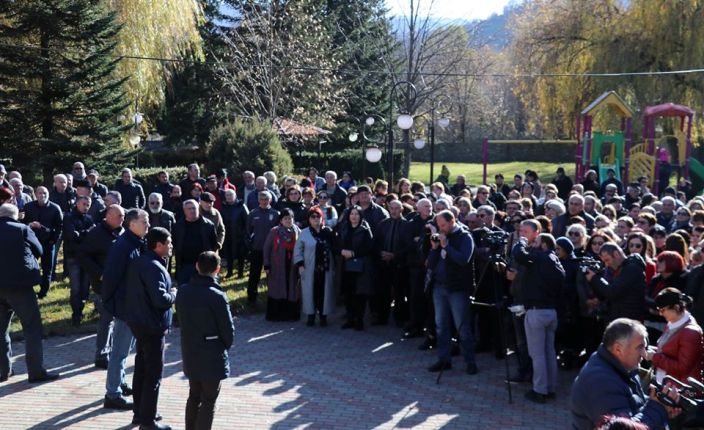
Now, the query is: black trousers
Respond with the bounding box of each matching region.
[371,263,409,324]
[130,324,165,426]
[247,250,264,301]
[0,287,45,378]
[313,270,325,316]
[185,379,221,430]
[341,272,365,322]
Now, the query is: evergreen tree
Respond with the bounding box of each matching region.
[0,0,130,182]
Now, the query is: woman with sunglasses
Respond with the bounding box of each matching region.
[585,231,614,259]
[294,207,336,327]
[277,186,307,228]
[625,232,657,284]
[566,224,588,257]
[316,191,338,229]
[644,252,689,343]
[673,207,693,233]
[455,197,474,227]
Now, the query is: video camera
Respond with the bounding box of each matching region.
[651,376,704,411]
[480,230,510,249]
[577,256,604,275]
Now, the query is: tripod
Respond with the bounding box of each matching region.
[434,248,513,404]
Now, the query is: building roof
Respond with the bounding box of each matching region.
[581,91,635,118]
[644,102,695,118]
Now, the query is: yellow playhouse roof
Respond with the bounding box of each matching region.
[581,91,634,118]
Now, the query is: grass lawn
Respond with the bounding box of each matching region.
[11,266,267,340]
[408,161,575,185]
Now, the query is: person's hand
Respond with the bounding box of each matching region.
[586,298,600,310]
[341,249,353,259]
[645,346,657,362]
[381,251,394,262]
[439,234,448,248]
[170,287,178,296]
[29,221,41,230]
[430,239,440,250]
[585,269,595,282]
[298,266,305,276]
[649,385,682,418]
[506,268,517,281]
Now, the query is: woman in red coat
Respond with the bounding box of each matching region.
[646,288,703,384]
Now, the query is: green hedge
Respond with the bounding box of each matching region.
[291,149,404,181]
[108,166,189,191]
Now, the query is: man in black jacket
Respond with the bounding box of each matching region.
[147,193,176,233]
[126,227,176,430]
[177,251,234,430]
[551,194,595,237]
[173,200,218,285]
[75,179,106,222]
[246,191,279,303]
[23,186,63,298]
[512,223,565,404]
[426,210,478,375]
[586,243,646,323]
[154,171,175,211]
[220,189,249,279]
[0,204,59,383]
[179,164,206,203]
[87,169,109,198]
[322,170,347,213]
[404,198,435,341]
[77,204,125,368]
[114,168,146,209]
[63,196,95,326]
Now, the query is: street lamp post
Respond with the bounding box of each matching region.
[411,96,451,185]
[387,81,417,186]
[347,113,386,180]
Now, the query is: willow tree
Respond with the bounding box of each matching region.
[106,0,204,113]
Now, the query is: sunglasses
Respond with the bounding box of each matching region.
[310,214,321,219]
[319,196,329,200]
[591,240,605,246]
[677,212,689,216]
[628,242,643,249]
[568,231,582,237]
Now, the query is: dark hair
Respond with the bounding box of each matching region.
[521,219,541,232]
[146,227,171,251]
[535,215,552,234]
[346,205,363,226]
[124,208,144,227]
[538,233,556,250]
[495,173,504,179]
[197,251,220,275]
[654,287,692,314]
[665,233,689,263]
[436,209,455,223]
[278,208,294,223]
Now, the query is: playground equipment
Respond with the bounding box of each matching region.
[576,92,702,194]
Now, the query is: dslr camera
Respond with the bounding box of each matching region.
[577,257,604,275]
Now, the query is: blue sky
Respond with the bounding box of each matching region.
[386,0,512,20]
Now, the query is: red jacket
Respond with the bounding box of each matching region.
[652,317,704,383]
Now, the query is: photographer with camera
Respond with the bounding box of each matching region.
[585,243,646,323]
[571,318,680,430]
[425,210,478,375]
[512,220,565,403]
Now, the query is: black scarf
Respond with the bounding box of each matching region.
[310,226,332,272]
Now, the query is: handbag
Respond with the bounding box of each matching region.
[344,257,364,273]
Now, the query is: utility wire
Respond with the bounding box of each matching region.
[2,42,704,79]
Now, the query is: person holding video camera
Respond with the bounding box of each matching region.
[512,220,565,403]
[571,318,680,430]
[585,243,646,323]
[426,210,478,375]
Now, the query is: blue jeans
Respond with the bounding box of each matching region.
[106,318,135,398]
[433,285,476,365]
[524,309,558,395]
[66,258,90,317]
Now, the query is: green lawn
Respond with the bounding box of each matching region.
[408,161,575,185]
[11,267,266,340]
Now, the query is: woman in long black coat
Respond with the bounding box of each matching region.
[337,206,374,331]
[220,189,249,278]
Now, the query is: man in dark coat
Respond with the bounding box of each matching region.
[246,191,279,303]
[63,196,95,326]
[147,193,176,233]
[173,199,218,285]
[126,227,176,430]
[49,173,76,213]
[177,251,234,430]
[154,170,175,211]
[0,203,58,383]
[403,199,435,341]
[372,200,409,326]
[77,204,125,368]
[352,185,388,234]
[102,208,150,410]
[87,169,109,198]
[22,186,63,298]
[75,179,106,222]
[322,171,347,214]
[551,167,574,201]
[114,168,146,209]
[571,318,671,430]
[179,164,206,202]
[586,243,646,323]
[551,194,595,237]
[220,189,249,279]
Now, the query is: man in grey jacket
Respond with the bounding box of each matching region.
[246,191,278,304]
[177,251,234,430]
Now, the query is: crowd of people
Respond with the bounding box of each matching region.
[1,160,704,430]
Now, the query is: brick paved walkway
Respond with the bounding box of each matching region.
[1,313,575,429]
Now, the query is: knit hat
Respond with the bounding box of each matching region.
[555,236,575,258]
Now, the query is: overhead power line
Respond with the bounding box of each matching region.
[2,42,704,79]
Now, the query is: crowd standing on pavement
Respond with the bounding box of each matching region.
[1,160,704,430]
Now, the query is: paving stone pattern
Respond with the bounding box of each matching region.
[0,313,575,429]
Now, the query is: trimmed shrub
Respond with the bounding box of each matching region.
[291,149,404,181]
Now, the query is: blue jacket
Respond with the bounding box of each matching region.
[126,250,175,333]
[176,274,234,381]
[571,345,668,430]
[246,189,277,211]
[101,230,145,319]
[22,200,63,245]
[0,217,42,290]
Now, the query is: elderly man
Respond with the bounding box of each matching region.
[179,164,206,202]
[9,178,32,211]
[551,194,595,237]
[173,200,218,285]
[71,161,87,182]
[238,171,257,204]
[246,191,279,304]
[263,171,281,200]
[0,164,10,189]
[656,196,677,233]
[102,209,150,410]
[63,196,95,326]
[246,176,277,210]
[87,169,109,198]
[77,204,125,368]
[23,186,63,299]
[322,170,347,213]
[114,168,146,209]
[571,318,676,430]
[147,193,176,233]
[404,198,436,340]
[50,173,76,213]
[220,189,249,279]
[0,204,59,383]
[199,193,225,251]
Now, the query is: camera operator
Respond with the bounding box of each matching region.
[512,221,565,403]
[585,243,646,323]
[472,205,508,359]
[571,318,680,430]
[425,210,478,375]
